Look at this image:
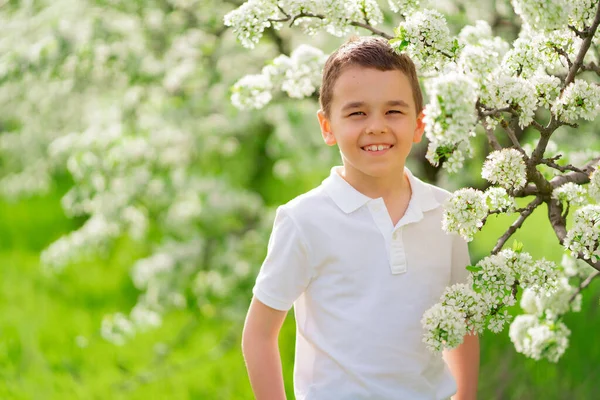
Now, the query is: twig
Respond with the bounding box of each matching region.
[500,119,526,155]
[539,156,585,173]
[568,25,587,38]
[349,21,393,39]
[570,271,600,303]
[548,156,600,189]
[552,45,573,69]
[563,1,600,88]
[547,198,568,244]
[478,115,502,151]
[478,106,512,117]
[491,196,544,254]
[580,61,600,75]
[269,11,393,39]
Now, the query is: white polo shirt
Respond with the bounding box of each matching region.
[253,167,471,400]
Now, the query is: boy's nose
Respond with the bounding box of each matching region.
[366,119,388,134]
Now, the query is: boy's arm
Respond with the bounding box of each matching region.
[443,332,480,400]
[242,297,288,400]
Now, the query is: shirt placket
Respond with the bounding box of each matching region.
[368,199,407,275]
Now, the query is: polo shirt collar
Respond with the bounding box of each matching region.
[322,166,440,216]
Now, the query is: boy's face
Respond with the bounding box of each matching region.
[317,66,424,181]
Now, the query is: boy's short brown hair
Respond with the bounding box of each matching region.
[319,36,423,117]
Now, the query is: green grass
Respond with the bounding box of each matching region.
[0,190,599,399]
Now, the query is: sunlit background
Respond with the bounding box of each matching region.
[1,0,599,398]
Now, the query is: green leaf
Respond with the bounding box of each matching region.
[512,240,524,253]
[466,265,482,273]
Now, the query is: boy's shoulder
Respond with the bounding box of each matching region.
[414,175,453,205]
[279,184,330,217]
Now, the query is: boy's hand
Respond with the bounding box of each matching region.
[242,297,288,400]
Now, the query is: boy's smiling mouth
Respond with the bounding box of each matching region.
[361,144,394,152]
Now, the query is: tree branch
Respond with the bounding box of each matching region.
[570,270,600,303]
[477,112,502,151]
[548,156,600,188]
[539,155,585,173]
[268,10,393,39]
[350,21,393,39]
[580,61,600,76]
[500,119,526,155]
[491,196,544,254]
[547,198,568,244]
[563,1,600,88]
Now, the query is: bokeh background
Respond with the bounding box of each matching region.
[1,0,599,399]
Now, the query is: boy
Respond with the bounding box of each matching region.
[242,36,479,400]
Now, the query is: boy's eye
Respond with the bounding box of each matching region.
[348,111,366,116]
[387,110,402,114]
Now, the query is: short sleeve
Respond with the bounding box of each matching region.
[450,233,471,285]
[253,206,313,311]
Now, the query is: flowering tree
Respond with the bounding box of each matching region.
[225,0,600,362]
[0,0,345,346]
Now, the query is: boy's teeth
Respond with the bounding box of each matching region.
[365,144,390,151]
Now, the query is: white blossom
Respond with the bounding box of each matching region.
[223,0,280,48]
[101,313,135,346]
[511,0,571,32]
[481,149,528,190]
[391,9,459,73]
[470,249,529,309]
[564,205,600,261]
[280,45,327,98]
[553,182,588,206]
[423,72,478,169]
[531,72,561,109]
[457,45,502,81]
[421,303,468,352]
[501,30,577,78]
[387,0,421,15]
[130,304,163,330]
[484,187,517,212]
[509,315,570,362]
[569,0,597,31]
[588,166,600,201]
[520,276,580,318]
[488,310,512,333]
[553,80,600,123]
[41,215,121,270]
[231,74,273,110]
[561,253,596,279]
[442,188,488,241]
[480,74,538,127]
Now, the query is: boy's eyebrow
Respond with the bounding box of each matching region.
[341,100,410,111]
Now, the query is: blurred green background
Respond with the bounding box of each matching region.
[2,175,599,399]
[1,0,600,399]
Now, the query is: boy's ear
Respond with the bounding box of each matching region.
[413,111,425,144]
[317,110,336,146]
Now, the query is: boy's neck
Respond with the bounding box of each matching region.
[338,165,410,201]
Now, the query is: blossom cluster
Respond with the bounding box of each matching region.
[509,315,570,362]
[564,205,600,261]
[481,149,528,190]
[224,0,385,47]
[589,166,600,201]
[552,80,600,123]
[511,0,596,32]
[231,44,327,109]
[422,72,478,171]
[480,74,538,127]
[442,188,488,241]
[553,182,588,206]
[390,9,458,73]
[423,249,558,352]
[484,187,517,213]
